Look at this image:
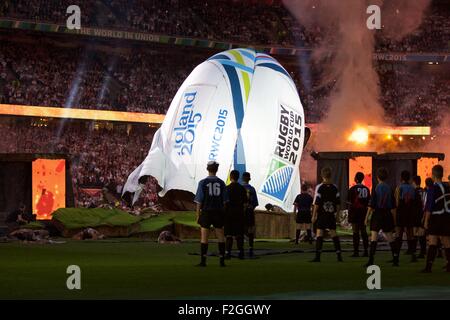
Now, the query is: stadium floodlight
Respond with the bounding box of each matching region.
[123,48,307,211]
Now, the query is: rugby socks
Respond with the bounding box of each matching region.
[395,237,403,256]
[423,245,437,272]
[225,236,233,257]
[312,236,323,262]
[237,236,244,259]
[295,229,301,244]
[333,236,343,261]
[248,233,254,257]
[248,233,254,249]
[367,241,377,266]
[361,230,369,256]
[306,229,312,244]
[437,239,443,258]
[406,237,415,255]
[437,243,443,258]
[418,236,427,258]
[410,238,418,262]
[218,242,226,266]
[389,241,399,266]
[445,248,450,272]
[352,232,360,255]
[199,243,208,266]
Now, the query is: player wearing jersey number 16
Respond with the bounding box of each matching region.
[194,161,229,267]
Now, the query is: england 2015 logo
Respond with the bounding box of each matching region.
[261,103,302,202]
[173,91,202,157]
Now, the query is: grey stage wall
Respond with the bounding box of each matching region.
[372,153,445,188]
[0,154,74,216]
[372,158,415,188]
[0,161,32,214]
[314,152,376,208]
[316,158,348,208]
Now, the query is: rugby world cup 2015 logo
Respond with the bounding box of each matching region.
[261,159,294,202]
[261,103,302,202]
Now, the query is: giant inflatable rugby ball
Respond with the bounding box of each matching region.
[124,48,306,211]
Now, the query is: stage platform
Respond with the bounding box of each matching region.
[49,208,301,239]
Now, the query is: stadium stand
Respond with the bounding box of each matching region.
[0,0,449,51]
[1,34,448,125]
[0,0,449,209]
[0,119,159,209]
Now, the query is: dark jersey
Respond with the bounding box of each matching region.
[347,184,371,211]
[242,183,258,227]
[370,182,395,210]
[294,193,313,214]
[395,183,416,210]
[414,186,425,220]
[194,176,228,211]
[242,183,258,210]
[313,183,340,214]
[425,182,450,215]
[416,187,426,211]
[226,182,248,212]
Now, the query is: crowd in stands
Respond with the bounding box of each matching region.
[0,0,449,52]
[0,1,449,214]
[0,39,202,114]
[375,5,450,53]
[378,63,450,126]
[0,120,159,209]
[1,37,449,126]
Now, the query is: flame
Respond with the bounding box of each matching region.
[348,127,369,145]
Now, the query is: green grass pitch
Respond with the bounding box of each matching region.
[0,240,449,299]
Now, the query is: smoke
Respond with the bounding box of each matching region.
[283,0,431,151]
[421,111,450,177]
[380,0,431,41]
